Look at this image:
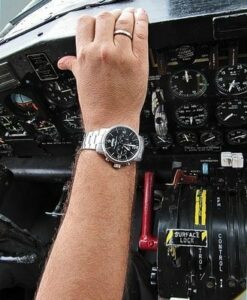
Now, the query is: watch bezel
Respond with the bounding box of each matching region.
[101,125,143,164]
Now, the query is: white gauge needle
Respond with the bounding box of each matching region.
[204,136,215,142]
[183,134,189,142]
[223,113,234,121]
[158,136,166,143]
[232,134,247,140]
[185,70,189,83]
[228,80,236,92]
[190,116,193,125]
[55,82,61,91]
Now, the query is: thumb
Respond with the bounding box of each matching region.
[57,55,76,71]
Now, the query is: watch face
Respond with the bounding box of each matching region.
[104,126,140,163]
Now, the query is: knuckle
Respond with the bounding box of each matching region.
[116,18,130,28]
[97,11,113,20]
[135,31,147,41]
[98,44,113,61]
[77,15,94,26]
[77,48,87,61]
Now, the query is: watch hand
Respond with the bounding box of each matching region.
[123,145,130,151]
[157,136,166,143]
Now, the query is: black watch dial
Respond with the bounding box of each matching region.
[104,126,140,162]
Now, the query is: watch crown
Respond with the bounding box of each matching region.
[105,157,110,162]
[113,163,121,169]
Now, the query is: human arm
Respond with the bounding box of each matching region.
[36,7,148,300]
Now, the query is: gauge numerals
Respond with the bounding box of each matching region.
[170,69,208,98]
[175,104,208,128]
[61,111,83,132]
[216,64,247,95]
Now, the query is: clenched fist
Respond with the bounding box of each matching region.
[57,8,149,132]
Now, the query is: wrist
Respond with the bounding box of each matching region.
[83,116,140,133]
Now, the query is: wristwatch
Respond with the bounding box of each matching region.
[82,125,144,168]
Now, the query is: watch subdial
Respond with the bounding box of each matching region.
[175,103,208,128]
[216,99,247,127]
[61,110,83,132]
[33,120,59,141]
[170,69,208,98]
[176,131,197,146]
[45,77,77,108]
[226,129,247,145]
[153,134,173,150]
[104,126,140,163]
[200,130,222,146]
[215,64,247,95]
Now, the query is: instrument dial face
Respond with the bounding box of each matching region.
[0,116,26,136]
[227,129,247,145]
[61,111,82,132]
[200,130,222,146]
[45,77,77,107]
[10,94,38,117]
[34,120,59,140]
[216,99,247,127]
[215,64,247,95]
[176,131,197,146]
[104,127,140,163]
[153,134,173,149]
[170,69,208,98]
[175,104,208,127]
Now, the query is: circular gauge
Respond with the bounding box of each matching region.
[34,120,59,140]
[0,115,26,136]
[227,129,247,145]
[200,130,222,146]
[216,99,247,127]
[170,69,208,98]
[215,64,247,95]
[61,111,83,132]
[175,103,208,127]
[153,134,173,149]
[10,93,38,117]
[176,131,197,146]
[45,77,77,107]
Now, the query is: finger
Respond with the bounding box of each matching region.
[94,9,122,43]
[114,8,135,49]
[57,56,76,72]
[76,15,95,49]
[133,8,149,58]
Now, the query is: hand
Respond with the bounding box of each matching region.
[57,8,149,132]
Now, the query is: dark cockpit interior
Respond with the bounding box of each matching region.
[0,0,246,299]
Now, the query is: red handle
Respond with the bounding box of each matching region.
[139,172,158,251]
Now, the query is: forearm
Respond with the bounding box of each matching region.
[36,151,136,300]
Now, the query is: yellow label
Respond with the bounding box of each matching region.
[195,189,207,226]
[166,229,173,244]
